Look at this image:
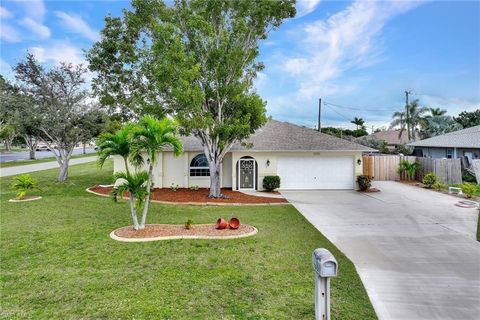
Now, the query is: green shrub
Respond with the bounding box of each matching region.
[263,176,280,191]
[463,174,477,183]
[433,182,447,191]
[398,160,419,180]
[422,173,437,188]
[357,175,374,191]
[461,183,476,198]
[10,174,40,200]
[190,185,199,191]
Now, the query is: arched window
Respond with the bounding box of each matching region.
[190,154,210,176]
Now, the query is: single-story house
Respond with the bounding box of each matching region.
[113,120,375,190]
[356,129,409,151]
[407,125,480,161]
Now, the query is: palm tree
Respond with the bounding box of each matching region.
[130,116,183,229]
[408,100,429,140]
[428,107,447,117]
[390,100,428,141]
[111,171,149,230]
[391,110,407,140]
[96,123,138,175]
[351,117,365,130]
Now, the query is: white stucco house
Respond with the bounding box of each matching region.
[113,120,375,191]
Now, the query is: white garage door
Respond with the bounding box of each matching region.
[277,156,354,189]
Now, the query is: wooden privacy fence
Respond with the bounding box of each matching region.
[363,155,462,185]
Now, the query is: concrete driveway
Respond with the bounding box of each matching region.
[282,181,480,320]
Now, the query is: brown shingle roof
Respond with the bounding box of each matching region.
[179,119,375,152]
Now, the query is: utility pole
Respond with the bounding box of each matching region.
[318,98,322,132]
[371,125,374,134]
[405,90,411,141]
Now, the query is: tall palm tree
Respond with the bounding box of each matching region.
[408,100,429,140]
[96,123,138,175]
[350,117,365,130]
[390,110,407,140]
[429,107,447,117]
[111,171,149,230]
[130,116,183,229]
[390,100,428,141]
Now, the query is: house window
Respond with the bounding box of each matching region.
[446,149,454,159]
[190,154,210,176]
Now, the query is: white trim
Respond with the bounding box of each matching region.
[238,159,256,191]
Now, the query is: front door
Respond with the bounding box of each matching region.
[239,159,255,190]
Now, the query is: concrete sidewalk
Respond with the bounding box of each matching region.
[282,181,480,320]
[0,156,97,177]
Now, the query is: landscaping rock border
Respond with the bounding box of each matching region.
[8,196,42,203]
[110,224,258,242]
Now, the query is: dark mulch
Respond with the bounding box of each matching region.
[89,186,288,204]
[114,224,255,239]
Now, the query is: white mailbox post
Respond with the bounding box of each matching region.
[312,248,338,320]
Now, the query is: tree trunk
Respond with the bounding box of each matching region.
[24,135,37,160]
[139,163,154,229]
[83,142,86,154]
[3,139,12,152]
[129,194,140,230]
[208,159,222,198]
[58,159,69,182]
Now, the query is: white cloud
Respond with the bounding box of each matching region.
[285,1,423,93]
[54,11,99,41]
[13,0,46,21]
[296,0,322,18]
[8,0,50,40]
[20,17,51,39]
[0,6,13,19]
[0,24,22,42]
[30,43,85,66]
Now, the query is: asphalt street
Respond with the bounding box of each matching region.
[0,148,96,163]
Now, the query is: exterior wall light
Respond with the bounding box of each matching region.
[266,159,270,167]
[357,158,362,165]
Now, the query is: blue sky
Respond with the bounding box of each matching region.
[1,0,479,131]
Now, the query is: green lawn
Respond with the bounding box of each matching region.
[0,153,96,168]
[0,161,376,319]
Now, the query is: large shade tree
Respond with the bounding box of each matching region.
[88,0,296,197]
[14,54,108,182]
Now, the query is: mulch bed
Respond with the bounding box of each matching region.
[113,224,256,239]
[89,186,288,204]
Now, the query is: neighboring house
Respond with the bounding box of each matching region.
[356,130,409,151]
[407,125,480,161]
[113,120,374,190]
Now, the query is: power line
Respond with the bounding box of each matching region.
[323,101,398,112]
